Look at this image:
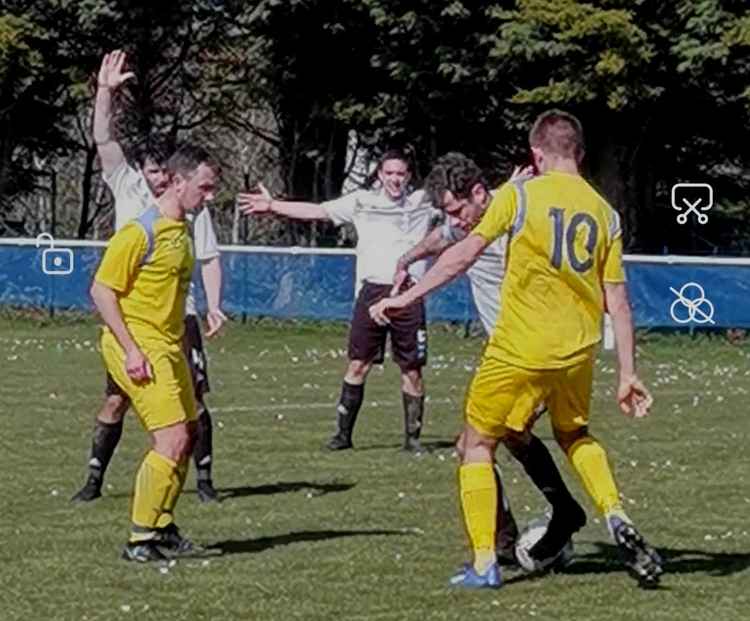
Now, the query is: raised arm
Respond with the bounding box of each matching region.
[93,50,135,177]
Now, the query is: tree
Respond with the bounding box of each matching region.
[482,0,750,252]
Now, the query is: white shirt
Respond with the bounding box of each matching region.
[442,216,507,335]
[103,161,220,316]
[322,188,433,291]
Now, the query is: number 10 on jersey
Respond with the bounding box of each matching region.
[548,207,598,273]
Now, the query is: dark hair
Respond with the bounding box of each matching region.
[130,136,171,169]
[165,143,221,178]
[377,148,411,172]
[424,152,486,209]
[364,147,411,189]
[529,109,585,161]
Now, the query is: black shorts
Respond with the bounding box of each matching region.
[104,314,210,399]
[348,281,427,371]
[183,314,210,397]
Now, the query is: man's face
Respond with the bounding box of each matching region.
[441,184,489,232]
[141,158,169,197]
[176,163,218,213]
[378,158,410,199]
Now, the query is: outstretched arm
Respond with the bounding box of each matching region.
[237,191,331,221]
[93,50,135,177]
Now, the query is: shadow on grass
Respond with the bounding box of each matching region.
[185,480,357,502]
[103,480,356,501]
[505,541,750,587]
[209,528,409,556]
[355,438,456,452]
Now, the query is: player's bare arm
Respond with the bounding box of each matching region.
[510,164,535,180]
[201,256,227,338]
[93,50,135,177]
[371,233,489,325]
[392,227,451,294]
[236,187,331,221]
[605,282,653,418]
[90,281,151,382]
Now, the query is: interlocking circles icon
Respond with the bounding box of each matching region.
[669,282,715,325]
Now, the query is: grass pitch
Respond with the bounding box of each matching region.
[1,316,748,620]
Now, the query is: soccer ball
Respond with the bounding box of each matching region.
[514,516,574,573]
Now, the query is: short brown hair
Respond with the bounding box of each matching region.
[529,110,585,162]
[166,143,221,178]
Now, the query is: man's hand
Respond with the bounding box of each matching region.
[125,347,152,383]
[236,192,273,215]
[370,295,407,326]
[98,50,135,91]
[205,308,228,338]
[617,375,653,418]
[510,164,535,181]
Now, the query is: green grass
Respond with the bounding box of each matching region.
[1,317,749,621]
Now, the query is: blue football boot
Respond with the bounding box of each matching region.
[449,562,503,589]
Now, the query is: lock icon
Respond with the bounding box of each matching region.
[36,233,74,276]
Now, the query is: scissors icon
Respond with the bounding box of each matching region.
[671,183,712,225]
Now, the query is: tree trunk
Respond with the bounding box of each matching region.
[77,145,97,239]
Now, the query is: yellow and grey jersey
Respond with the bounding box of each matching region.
[103,161,219,316]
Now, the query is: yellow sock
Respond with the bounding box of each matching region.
[567,436,622,515]
[130,451,178,542]
[458,463,497,573]
[156,460,189,529]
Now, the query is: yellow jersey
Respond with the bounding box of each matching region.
[94,206,194,346]
[473,171,625,369]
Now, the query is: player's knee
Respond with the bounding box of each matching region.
[502,429,533,459]
[99,394,128,423]
[460,427,497,463]
[554,426,588,455]
[153,424,193,461]
[401,369,423,394]
[345,359,371,382]
[455,432,466,461]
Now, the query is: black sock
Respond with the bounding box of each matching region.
[494,464,518,548]
[402,392,424,438]
[193,410,213,482]
[335,381,364,438]
[506,435,579,511]
[89,419,124,481]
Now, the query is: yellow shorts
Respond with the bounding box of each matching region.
[101,331,197,432]
[464,352,594,438]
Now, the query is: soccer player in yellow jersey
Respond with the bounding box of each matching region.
[91,144,220,562]
[370,110,663,589]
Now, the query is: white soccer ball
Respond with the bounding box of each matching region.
[514,516,574,573]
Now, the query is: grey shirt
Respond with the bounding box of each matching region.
[322,188,433,291]
[442,216,507,335]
